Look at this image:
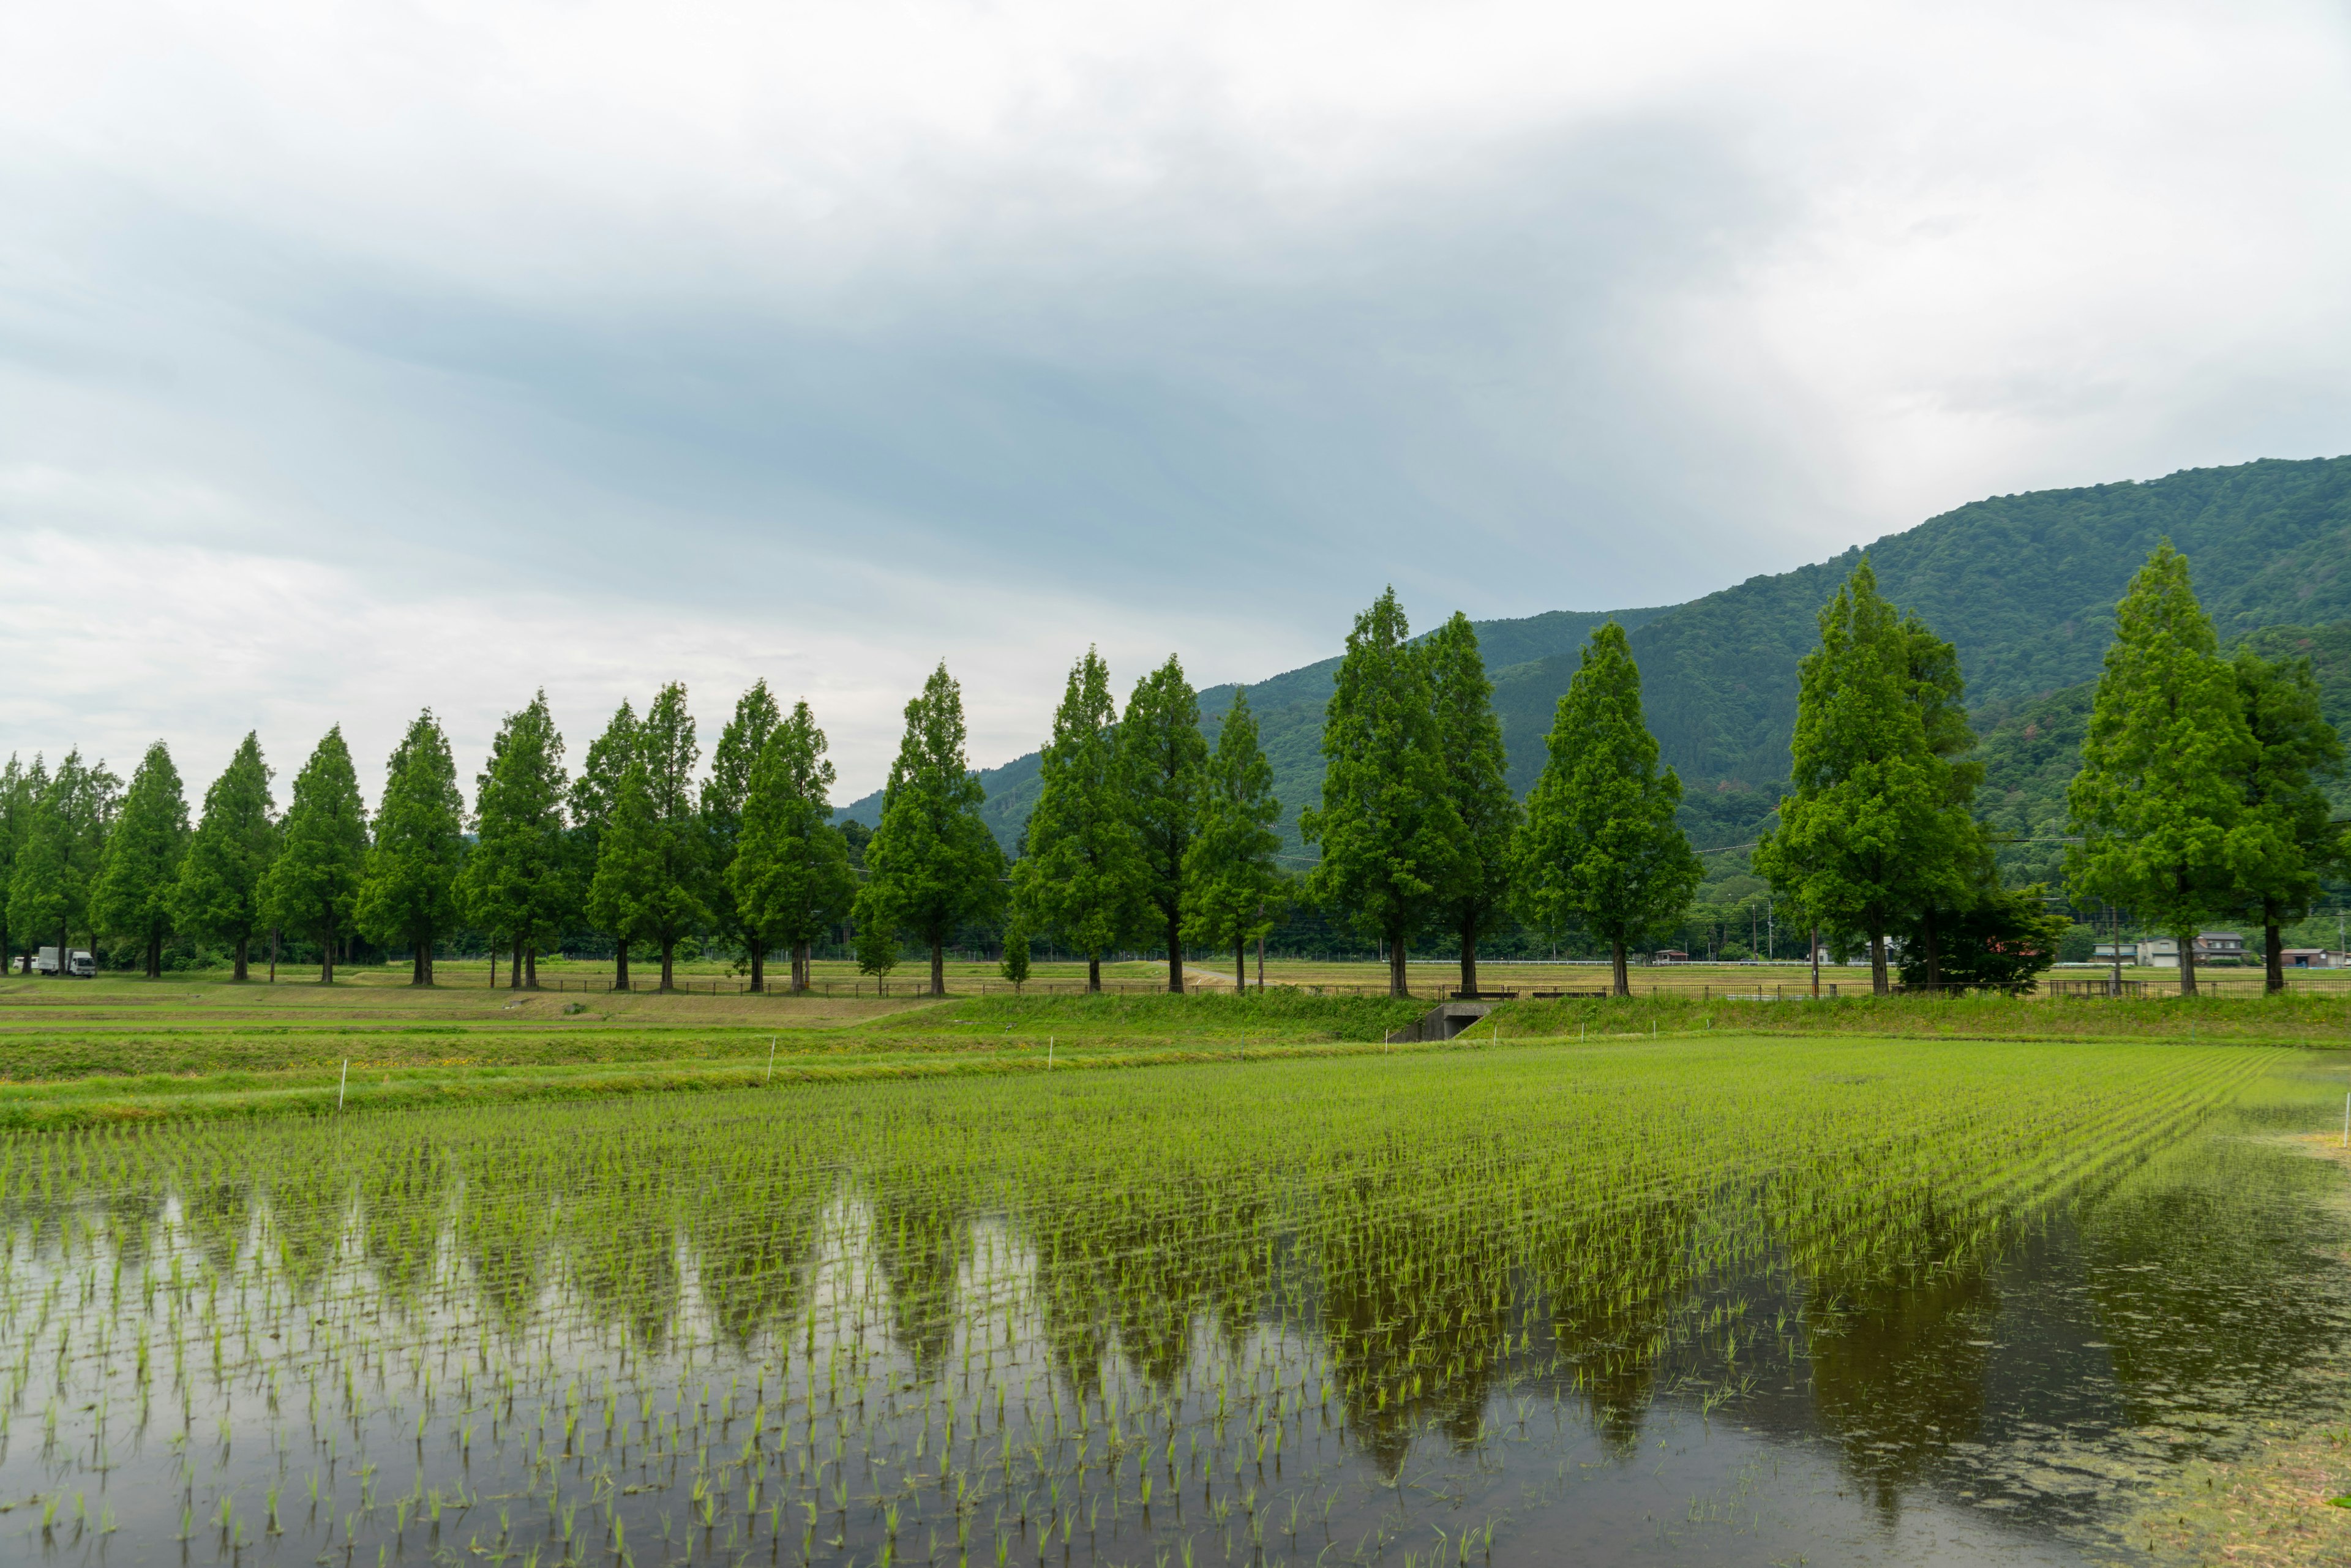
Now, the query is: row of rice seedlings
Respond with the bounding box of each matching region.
[0,1039,2272,1562]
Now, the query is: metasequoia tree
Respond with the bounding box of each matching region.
[93,741,189,977]
[1515,621,1701,996]
[358,711,466,986]
[1121,655,1208,993]
[1014,648,1145,992]
[1754,559,1978,996]
[635,682,710,991]
[0,757,33,969]
[703,680,783,975]
[263,727,369,983]
[727,700,856,992]
[2222,646,2343,992]
[174,735,277,980]
[1424,613,1519,996]
[1302,588,1460,997]
[858,663,1004,996]
[464,693,571,989]
[1182,688,1283,992]
[9,750,120,972]
[571,701,642,988]
[2066,544,2256,998]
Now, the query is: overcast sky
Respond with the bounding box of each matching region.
[3,0,2348,803]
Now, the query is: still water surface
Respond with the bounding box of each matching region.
[3,1047,2347,1566]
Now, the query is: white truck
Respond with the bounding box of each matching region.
[34,946,96,978]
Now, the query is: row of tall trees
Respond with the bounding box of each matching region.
[1290,590,1700,997]
[2066,544,2346,993]
[0,682,861,990]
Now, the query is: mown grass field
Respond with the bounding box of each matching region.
[0,966,2345,1128]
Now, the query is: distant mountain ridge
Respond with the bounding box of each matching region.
[838,455,2351,857]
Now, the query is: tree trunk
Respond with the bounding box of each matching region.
[659,939,676,992]
[1387,933,1408,999]
[1922,910,1940,992]
[2266,904,2285,995]
[1611,938,1629,998]
[1167,911,1183,994]
[1460,918,1479,997]
[411,944,426,986]
[1235,938,1247,994]
[798,941,812,992]
[1809,925,1819,1000]
[1868,930,1887,997]
[2179,932,2199,997]
[930,938,945,996]
[509,937,523,989]
[321,917,336,985]
[233,934,249,983]
[424,940,433,986]
[1257,927,1265,992]
[1087,955,1101,994]
[525,946,538,988]
[268,927,278,983]
[147,932,162,979]
[749,943,765,993]
[614,945,630,992]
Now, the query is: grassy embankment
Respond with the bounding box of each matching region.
[0,971,2345,1128]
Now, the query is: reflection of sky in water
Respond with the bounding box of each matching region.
[2,1056,2347,1565]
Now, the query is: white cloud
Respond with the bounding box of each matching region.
[0,0,2347,793]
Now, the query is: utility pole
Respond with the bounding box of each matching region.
[2110,902,2123,995]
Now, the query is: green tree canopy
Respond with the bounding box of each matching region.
[0,756,37,967]
[1754,558,1981,995]
[358,710,467,986]
[858,662,1005,996]
[1514,621,1701,995]
[173,734,277,980]
[727,699,856,992]
[8,749,120,973]
[586,757,661,989]
[2223,645,2345,990]
[1425,612,1520,996]
[262,727,370,983]
[1182,686,1283,992]
[571,700,642,988]
[92,741,190,977]
[1302,588,1461,997]
[703,679,783,968]
[635,681,711,990]
[1121,655,1208,994]
[1014,648,1145,992]
[2066,543,2257,997]
[462,692,572,989]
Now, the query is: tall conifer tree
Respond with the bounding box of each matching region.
[94,742,190,977]
[703,680,783,973]
[2066,544,2255,997]
[464,694,571,989]
[570,701,641,988]
[174,735,276,980]
[635,682,710,991]
[858,663,1004,996]
[1122,656,1208,993]
[1302,588,1460,997]
[587,759,661,988]
[2223,647,2343,991]
[1514,622,1701,996]
[9,750,120,973]
[1182,688,1283,992]
[263,727,370,983]
[1014,649,1145,992]
[1424,613,1519,996]
[1755,560,1978,996]
[358,711,466,985]
[728,700,856,991]
[0,757,34,970]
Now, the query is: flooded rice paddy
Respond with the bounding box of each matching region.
[4,1038,2349,1566]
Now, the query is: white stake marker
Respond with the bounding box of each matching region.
[338,1059,348,1110]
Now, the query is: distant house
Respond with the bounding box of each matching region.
[2132,932,2248,967]
[2280,948,2342,969]
[1653,949,1690,964]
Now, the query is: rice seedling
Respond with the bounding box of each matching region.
[0,1038,2307,1562]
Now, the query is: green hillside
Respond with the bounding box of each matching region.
[841,455,2351,860]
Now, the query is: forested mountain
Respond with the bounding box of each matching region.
[842,455,2351,856]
